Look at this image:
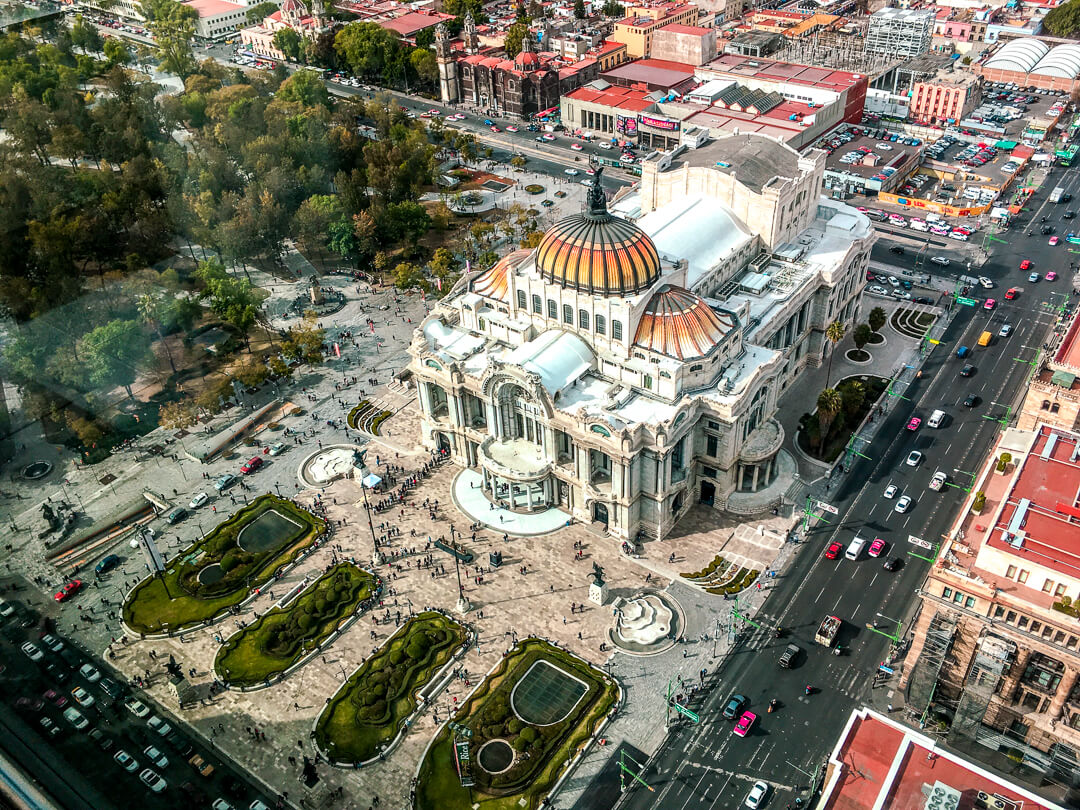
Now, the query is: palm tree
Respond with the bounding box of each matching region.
[868,306,887,335]
[137,293,178,376]
[816,388,843,452]
[824,320,846,387]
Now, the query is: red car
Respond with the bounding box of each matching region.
[240,456,263,474]
[868,538,887,558]
[43,689,68,708]
[54,580,82,602]
[733,710,757,737]
[825,542,842,560]
[906,417,921,431]
[1020,259,1032,271]
[1005,288,1018,300]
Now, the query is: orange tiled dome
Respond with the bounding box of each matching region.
[473,249,531,301]
[634,286,736,360]
[535,169,661,297]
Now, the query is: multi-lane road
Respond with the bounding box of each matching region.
[612,172,1077,810]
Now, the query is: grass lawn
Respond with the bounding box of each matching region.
[315,612,466,763]
[415,639,617,810]
[122,495,324,634]
[214,563,376,686]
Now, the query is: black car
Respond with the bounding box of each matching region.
[963,394,981,407]
[1066,211,1077,220]
[1042,225,1054,235]
[889,245,905,255]
[722,694,747,720]
[883,558,902,571]
[45,663,68,683]
[914,296,933,304]
[960,364,976,377]
[95,555,120,575]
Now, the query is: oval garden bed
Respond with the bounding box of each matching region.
[215,563,377,687]
[416,638,617,810]
[524,184,545,195]
[122,495,325,634]
[315,611,466,764]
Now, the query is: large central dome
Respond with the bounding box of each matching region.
[535,169,662,296]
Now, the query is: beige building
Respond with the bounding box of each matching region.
[405,133,873,540]
[903,423,1080,777]
[611,2,700,58]
[650,24,716,66]
[1017,310,1080,433]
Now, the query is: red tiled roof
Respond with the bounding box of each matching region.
[657,23,712,35]
[183,0,244,17]
[564,84,655,112]
[378,11,452,36]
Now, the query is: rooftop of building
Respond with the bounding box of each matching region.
[976,425,1080,582]
[1054,309,1080,373]
[821,708,1067,810]
[564,82,657,112]
[616,4,694,28]
[658,131,802,193]
[601,57,698,89]
[378,10,452,36]
[656,23,713,36]
[869,7,934,22]
[184,0,244,18]
[698,54,866,93]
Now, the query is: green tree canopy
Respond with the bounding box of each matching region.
[504,21,529,58]
[80,319,151,398]
[272,28,304,64]
[276,68,330,107]
[246,1,279,22]
[1044,0,1080,37]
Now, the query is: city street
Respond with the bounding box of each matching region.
[613,172,1076,810]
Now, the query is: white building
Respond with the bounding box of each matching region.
[407,133,873,540]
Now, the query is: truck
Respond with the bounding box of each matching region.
[815,615,841,647]
[778,643,802,668]
[1051,186,1066,203]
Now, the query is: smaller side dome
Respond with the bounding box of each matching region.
[472,249,531,302]
[634,286,736,361]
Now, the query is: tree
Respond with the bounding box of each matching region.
[868,306,886,334]
[504,21,529,58]
[441,0,485,18]
[824,320,846,388]
[393,262,425,291]
[246,0,278,22]
[194,258,266,349]
[334,22,406,84]
[521,230,543,249]
[159,399,199,431]
[103,37,131,66]
[410,48,438,88]
[601,0,623,15]
[853,323,872,353]
[574,0,586,18]
[510,155,527,169]
[1044,0,1080,37]
[840,380,864,419]
[141,0,198,77]
[381,201,431,246]
[70,15,103,53]
[80,320,151,399]
[273,28,304,64]
[137,293,178,375]
[816,388,843,450]
[276,68,330,107]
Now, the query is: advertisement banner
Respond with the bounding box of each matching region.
[639,114,679,132]
[616,115,637,135]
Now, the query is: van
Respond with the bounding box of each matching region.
[845,536,868,560]
[928,409,946,428]
[957,346,970,358]
[978,331,993,347]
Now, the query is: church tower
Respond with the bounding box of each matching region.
[463,11,478,54]
[310,0,328,32]
[435,23,460,105]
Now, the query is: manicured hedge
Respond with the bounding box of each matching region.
[315,612,466,763]
[214,564,376,686]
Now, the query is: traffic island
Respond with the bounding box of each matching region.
[796,375,889,463]
[122,495,326,635]
[214,563,378,688]
[415,638,618,810]
[314,611,467,764]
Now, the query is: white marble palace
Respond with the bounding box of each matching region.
[407,132,874,541]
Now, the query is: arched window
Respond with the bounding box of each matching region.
[532,294,541,314]
[612,319,623,340]
[1042,400,1051,410]
[563,304,573,325]
[595,314,606,335]
[579,309,589,330]
[517,290,527,310]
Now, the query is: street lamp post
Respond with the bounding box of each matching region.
[359,477,384,566]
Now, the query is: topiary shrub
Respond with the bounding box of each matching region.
[406,641,426,659]
[389,649,405,666]
[507,718,524,734]
[512,735,529,752]
[519,726,538,744]
[220,550,242,573]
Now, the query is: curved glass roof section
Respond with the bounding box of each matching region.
[984,38,1049,73]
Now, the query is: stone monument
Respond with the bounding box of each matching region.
[588,562,608,606]
[309,275,323,305]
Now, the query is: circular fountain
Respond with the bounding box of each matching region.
[607,591,683,656]
[21,461,53,481]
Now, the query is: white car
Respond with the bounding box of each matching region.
[124,697,150,718]
[906,450,923,467]
[21,642,43,662]
[71,687,95,708]
[887,276,899,287]
[597,141,613,149]
[0,598,14,618]
[63,707,89,729]
[978,277,994,288]
[892,290,913,300]
[929,471,948,491]
[143,745,169,769]
[564,168,579,176]
[894,495,913,513]
[139,769,167,793]
[868,285,889,296]
[189,492,209,509]
[115,750,139,773]
[79,664,101,683]
[148,716,172,736]
[269,442,286,456]
[883,484,898,499]
[745,780,769,809]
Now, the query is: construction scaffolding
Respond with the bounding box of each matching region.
[864,8,934,59]
[905,610,959,717]
[949,633,1015,744]
[777,28,900,78]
